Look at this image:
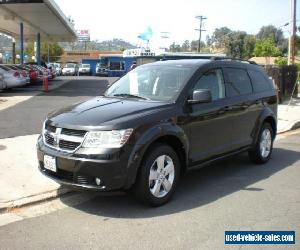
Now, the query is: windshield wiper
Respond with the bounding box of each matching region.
[112,93,149,100]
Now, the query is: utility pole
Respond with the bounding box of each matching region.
[195,16,207,53]
[288,0,296,65]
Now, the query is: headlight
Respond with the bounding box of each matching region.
[82,129,133,148]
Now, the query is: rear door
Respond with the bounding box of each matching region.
[223,67,256,149]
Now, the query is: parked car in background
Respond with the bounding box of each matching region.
[0,72,4,90]
[0,65,27,89]
[62,63,77,76]
[95,62,108,76]
[78,63,91,76]
[48,63,62,76]
[5,65,30,85]
[47,65,57,79]
[17,65,39,83]
[37,58,277,206]
[26,65,46,81]
[26,62,55,80]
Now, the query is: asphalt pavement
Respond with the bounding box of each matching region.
[0,78,112,139]
[0,131,299,250]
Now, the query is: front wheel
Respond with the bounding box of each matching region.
[133,144,180,206]
[248,123,274,164]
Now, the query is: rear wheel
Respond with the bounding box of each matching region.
[133,144,180,206]
[248,123,274,164]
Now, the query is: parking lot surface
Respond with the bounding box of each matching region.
[0,77,113,138]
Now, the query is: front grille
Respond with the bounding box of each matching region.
[45,133,54,145]
[43,123,86,152]
[61,128,86,137]
[59,140,81,151]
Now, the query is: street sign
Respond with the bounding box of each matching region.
[76,30,90,42]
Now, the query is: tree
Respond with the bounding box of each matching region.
[243,34,256,59]
[181,40,190,52]
[253,39,279,57]
[25,42,64,62]
[211,27,232,50]
[169,42,181,52]
[190,40,205,52]
[253,39,280,64]
[257,25,287,54]
[227,31,247,58]
[274,57,287,65]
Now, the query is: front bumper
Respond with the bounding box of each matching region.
[37,135,135,191]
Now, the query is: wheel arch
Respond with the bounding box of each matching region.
[252,107,277,146]
[124,124,189,188]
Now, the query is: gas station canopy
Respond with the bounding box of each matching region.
[0,0,77,42]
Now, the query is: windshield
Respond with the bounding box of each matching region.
[105,64,193,102]
[82,64,90,68]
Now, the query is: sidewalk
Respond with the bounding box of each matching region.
[0,100,300,212]
[0,135,70,212]
[277,98,300,133]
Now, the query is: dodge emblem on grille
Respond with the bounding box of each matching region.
[52,128,62,146]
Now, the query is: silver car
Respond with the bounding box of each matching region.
[5,65,30,85]
[0,73,5,90]
[0,65,27,89]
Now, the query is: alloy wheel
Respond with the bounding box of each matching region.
[260,128,272,158]
[149,154,175,198]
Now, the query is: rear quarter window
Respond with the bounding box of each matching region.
[224,68,253,96]
[248,69,271,92]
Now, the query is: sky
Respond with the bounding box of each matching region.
[55,0,299,48]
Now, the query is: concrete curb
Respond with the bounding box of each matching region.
[277,120,300,134]
[0,187,72,214]
[291,121,300,130]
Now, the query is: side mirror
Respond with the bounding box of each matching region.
[188,89,212,104]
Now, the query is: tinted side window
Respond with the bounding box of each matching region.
[225,68,252,96]
[248,69,271,92]
[194,69,225,101]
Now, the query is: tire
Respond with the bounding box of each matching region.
[248,123,274,164]
[132,143,181,206]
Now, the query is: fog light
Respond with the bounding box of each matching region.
[95,178,101,186]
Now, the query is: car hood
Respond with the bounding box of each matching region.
[47,96,173,129]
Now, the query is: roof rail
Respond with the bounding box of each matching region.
[210,57,257,65]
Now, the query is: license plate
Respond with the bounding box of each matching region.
[44,155,57,172]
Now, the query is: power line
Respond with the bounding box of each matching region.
[195,16,207,53]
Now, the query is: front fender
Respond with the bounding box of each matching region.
[124,123,189,188]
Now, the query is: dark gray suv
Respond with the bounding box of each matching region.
[37,59,277,206]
